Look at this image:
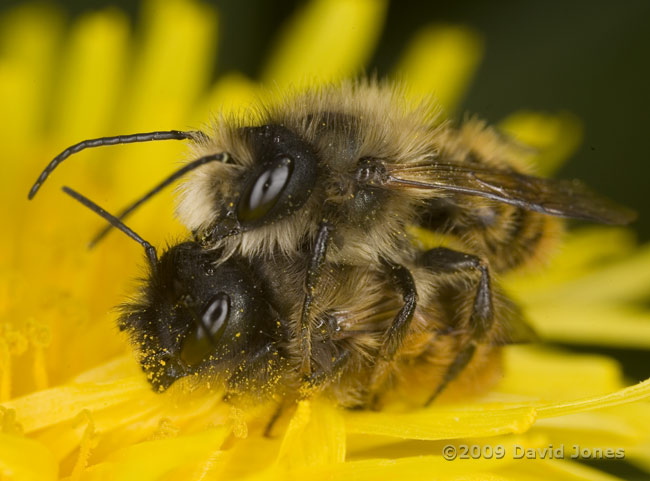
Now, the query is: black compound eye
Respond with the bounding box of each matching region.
[238,157,293,223]
[179,292,230,366]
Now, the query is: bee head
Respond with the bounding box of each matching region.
[184,123,320,246]
[60,186,283,392]
[125,242,283,391]
[182,115,396,252]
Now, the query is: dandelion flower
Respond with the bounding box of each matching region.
[1,1,649,480]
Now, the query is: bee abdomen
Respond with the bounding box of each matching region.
[477,205,561,272]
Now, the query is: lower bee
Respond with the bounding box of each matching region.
[62,186,531,411]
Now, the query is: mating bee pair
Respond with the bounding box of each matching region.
[30,80,634,408]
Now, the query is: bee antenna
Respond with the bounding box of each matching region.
[62,186,159,271]
[29,130,207,200]
[89,152,230,249]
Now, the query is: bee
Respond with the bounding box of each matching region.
[30,80,635,407]
[60,185,523,410]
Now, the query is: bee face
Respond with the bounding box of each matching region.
[121,242,284,391]
[196,124,320,244]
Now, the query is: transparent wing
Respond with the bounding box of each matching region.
[389,162,636,225]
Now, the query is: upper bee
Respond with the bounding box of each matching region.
[175,80,634,267]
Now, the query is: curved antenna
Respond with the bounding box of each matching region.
[29,130,206,199]
[62,186,158,271]
[89,152,229,249]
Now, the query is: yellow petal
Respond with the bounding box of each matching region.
[123,0,218,130]
[394,25,483,113]
[51,9,130,142]
[34,401,157,464]
[0,433,58,481]
[196,72,260,122]
[1,377,150,433]
[276,400,346,469]
[72,356,139,384]
[627,442,650,473]
[0,4,63,158]
[504,227,636,298]
[534,409,648,447]
[81,426,229,481]
[525,303,650,348]
[293,455,512,481]
[345,405,536,440]
[262,0,387,86]
[517,243,650,305]
[499,111,583,175]
[500,346,624,399]
[536,378,650,418]
[214,433,281,479]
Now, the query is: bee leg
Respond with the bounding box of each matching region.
[425,344,477,405]
[417,247,493,405]
[301,350,351,395]
[365,262,418,407]
[264,403,286,438]
[298,222,334,376]
[378,260,418,360]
